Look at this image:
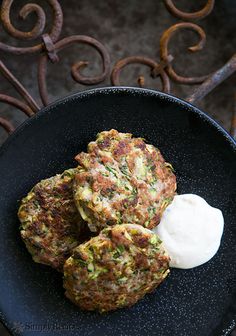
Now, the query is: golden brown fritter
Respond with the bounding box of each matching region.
[63,224,170,312]
[18,169,88,271]
[74,129,176,232]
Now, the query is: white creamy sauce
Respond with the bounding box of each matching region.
[153,194,224,269]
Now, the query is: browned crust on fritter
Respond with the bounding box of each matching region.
[18,169,89,271]
[74,130,176,232]
[63,224,170,312]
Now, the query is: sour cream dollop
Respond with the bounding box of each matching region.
[153,194,224,269]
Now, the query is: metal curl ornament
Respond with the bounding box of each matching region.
[160,22,209,84]
[0,62,35,132]
[0,0,234,138]
[0,61,39,113]
[0,0,63,54]
[111,56,173,93]
[38,35,111,106]
[0,117,15,134]
[0,94,34,117]
[163,0,215,21]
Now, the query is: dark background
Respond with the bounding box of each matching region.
[0,0,235,335]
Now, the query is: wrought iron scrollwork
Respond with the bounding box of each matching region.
[0,0,110,126]
[163,0,215,21]
[0,0,63,54]
[38,35,110,106]
[111,56,173,93]
[159,22,209,84]
[0,0,235,137]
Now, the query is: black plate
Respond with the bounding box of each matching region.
[0,87,235,336]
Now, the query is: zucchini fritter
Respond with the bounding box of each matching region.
[63,224,170,312]
[18,169,86,271]
[74,129,176,232]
